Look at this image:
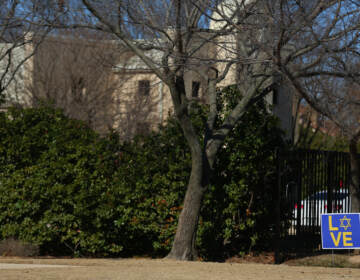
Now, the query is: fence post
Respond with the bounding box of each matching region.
[296,151,302,235]
[327,153,334,213]
[275,148,281,264]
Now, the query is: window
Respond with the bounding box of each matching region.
[138,80,150,95]
[192,81,200,98]
[272,89,278,105]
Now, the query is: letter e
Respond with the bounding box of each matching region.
[343,232,353,247]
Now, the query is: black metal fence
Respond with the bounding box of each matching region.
[278,149,351,238]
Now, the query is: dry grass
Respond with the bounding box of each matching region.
[0,257,360,280]
[285,253,360,268]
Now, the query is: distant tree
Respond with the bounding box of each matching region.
[0,0,49,105]
[249,0,360,212]
[311,78,360,212]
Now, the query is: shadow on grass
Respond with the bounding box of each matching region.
[284,253,360,269]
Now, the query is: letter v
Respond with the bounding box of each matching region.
[330,232,341,247]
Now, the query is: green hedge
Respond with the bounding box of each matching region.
[0,107,124,256]
[0,95,286,259]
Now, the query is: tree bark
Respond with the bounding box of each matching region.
[349,138,360,213]
[166,154,207,260]
[165,75,211,261]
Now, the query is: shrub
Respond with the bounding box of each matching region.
[110,117,191,256]
[0,96,286,259]
[0,107,123,256]
[110,88,286,259]
[199,87,285,259]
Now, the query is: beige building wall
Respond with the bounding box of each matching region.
[1,28,294,140]
[111,66,210,138]
[112,71,173,138]
[1,36,176,138]
[0,43,33,107]
[0,30,37,109]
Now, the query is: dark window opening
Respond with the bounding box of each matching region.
[192,81,200,98]
[138,80,150,95]
[272,89,278,105]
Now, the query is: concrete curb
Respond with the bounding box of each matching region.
[0,263,79,269]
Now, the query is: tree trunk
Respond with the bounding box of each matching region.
[349,139,360,213]
[166,155,207,261]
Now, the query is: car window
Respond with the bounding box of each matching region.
[310,192,327,200]
[308,191,349,201]
[334,193,349,200]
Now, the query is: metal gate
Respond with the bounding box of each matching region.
[278,149,351,237]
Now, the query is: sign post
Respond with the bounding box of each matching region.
[321,213,360,249]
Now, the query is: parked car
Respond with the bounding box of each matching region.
[292,189,351,226]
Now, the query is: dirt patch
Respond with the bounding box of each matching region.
[283,253,360,269]
[226,253,275,264]
[0,257,359,280]
[348,255,360,264]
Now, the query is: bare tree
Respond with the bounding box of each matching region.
[33,0,360,260]
[292,96,345,150]
[303,75,360,212]
[0,0,51,106]
[345,82,360,213]
[56,0,274,260]
[247,0,360,212]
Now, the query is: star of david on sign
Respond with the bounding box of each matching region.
[340,216,351,230]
